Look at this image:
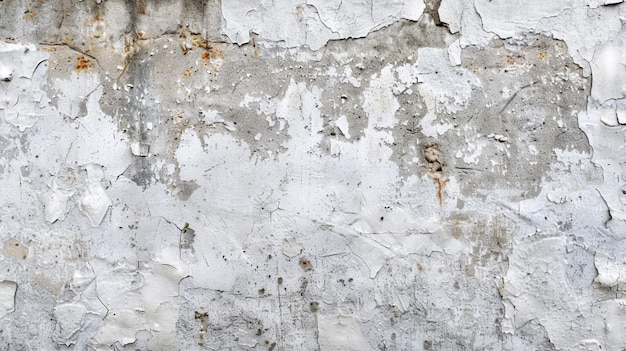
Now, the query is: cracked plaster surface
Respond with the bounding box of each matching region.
[0,0,625,349]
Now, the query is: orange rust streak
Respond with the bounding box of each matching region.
[75,56,91,71]
[435,178,448,207]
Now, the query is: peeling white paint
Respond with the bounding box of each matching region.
[590,43,626,103]
[88,246,187,349]
[221,0,425,49]
[1,0,626,349]
[0,41,49,130]
[79,164,111,227]
[40,179,74,223]
[282,236,303,258]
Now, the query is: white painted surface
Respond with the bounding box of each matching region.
[0,0,625,349]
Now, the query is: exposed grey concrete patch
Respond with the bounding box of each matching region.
[88,18,458,198]
[453,35,591,199]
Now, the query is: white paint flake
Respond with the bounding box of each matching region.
[40,179,74,223]
[0,280,16,319]
[89,246,188,350]
[282,237,303,258]
[79,164,111,227]
[590,43,626,103]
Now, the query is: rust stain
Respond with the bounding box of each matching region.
[423,144,447,207]
[75,55,92,71]
[191,35,211,50]
[505,54,524,65]
[84,15,103,25]
[137,0,147,15]
[194,35,224,61]
[433,177,448,207]
[180,29,224,61]
[180,43,189,55]
[299,258,313,271]
[24,9,36,19]
[194,310,209,345]
[416,262,424,272]
[295,5,304,22]
[194,311,209,332]
[538,52,547,60]
[182,69,191,77]
[252,37,260,57]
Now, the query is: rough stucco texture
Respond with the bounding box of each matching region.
[1,0,626,350]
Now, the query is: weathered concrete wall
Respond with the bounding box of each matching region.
[0,0,625,350]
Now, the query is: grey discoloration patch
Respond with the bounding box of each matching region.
[515,320,557,351]
[180,226,195,250]
[173,180,199,201]
[565,245,596,289]
[309,301,319,312]
[455,36,591,197]
[86,19,456,197]
[456,35,589,199]
[383,35,590,201]
[423,0,444,25]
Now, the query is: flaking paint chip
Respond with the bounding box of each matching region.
[130,142,150,157]
[282,237,303,258]
[0,280,17,319]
